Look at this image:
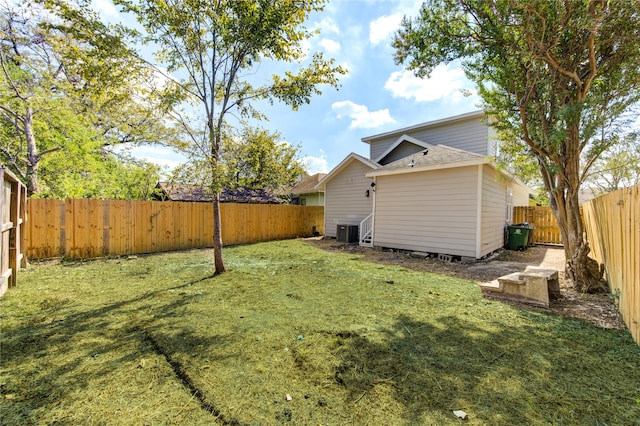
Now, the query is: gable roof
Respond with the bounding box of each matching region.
[361,110,485,144]
[366,145,532,193]
[315,153,379,189]
[155,182,281,204]
[366,145,486,177]
[374,134,432,163]
[288,173,326,195]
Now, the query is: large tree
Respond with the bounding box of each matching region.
[116,0,345,275]
[0,0,177,195]
[170,125,305,199]
[222,125,304,194]
[0,1,65,194]
[394,0,640,292]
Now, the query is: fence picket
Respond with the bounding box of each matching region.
[582,186,639,345]
[26,200,324,260]
[513,206,562,245]
[515,194,638,346]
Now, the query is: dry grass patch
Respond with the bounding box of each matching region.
[1,239,639,425]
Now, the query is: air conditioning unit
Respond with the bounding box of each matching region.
[336,224,359,243]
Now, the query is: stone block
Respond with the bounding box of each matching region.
[483,267,560,308]
[410,251,429,259]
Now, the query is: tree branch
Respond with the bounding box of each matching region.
[0,48,29,102]
[37,146,62,157]
[581,5,603,100]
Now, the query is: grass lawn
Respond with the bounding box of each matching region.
[1,239,639,425]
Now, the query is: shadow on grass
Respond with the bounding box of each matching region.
[3,258,639,425]
[0,274,247,424]
[330,313,639,424]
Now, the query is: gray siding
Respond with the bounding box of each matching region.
[369,136,406,160]
[369,116,490,160]
[324,161,374,237]
[487,126,498,158]
[379,141,426,165]
[480,165,508,257]
[512,182,530,207]
[373,166,479,257]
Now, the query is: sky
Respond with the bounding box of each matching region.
[94,0,483,175]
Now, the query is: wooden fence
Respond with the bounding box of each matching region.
[515,189,639,345]
[513,205,562,245]
[25,199,324,260]
[582,186,639,345]
[1,167,27,297]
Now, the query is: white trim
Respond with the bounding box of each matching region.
[506,187,514,224]
[361,110,485,144]
[314,153,379,190]
[374,134,432,163]
[475,164,483,259]
[366,157,486,178]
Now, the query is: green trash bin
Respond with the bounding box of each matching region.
[506,225,531,251]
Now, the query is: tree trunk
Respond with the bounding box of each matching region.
[24,106,39,195]
[212,194,226,275]
[544,129,606,293]
[554,194,605,293]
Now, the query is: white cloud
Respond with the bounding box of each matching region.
[297,38,312,61]
[141,156,184,171]
[319,38,341,54]
[315,17,340,35]
[303,152,329,174]
[338,61,352,79]
[369,14,403,45]
[395,0,425,16]
[384,64,475,102]
[92,0,119,19]
[118,146,186,171]
[331,101,396,129]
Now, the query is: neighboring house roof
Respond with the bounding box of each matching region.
[366,145,486,177]
[361,110,485,144]
[155,182,210,201]
[374,134,432,163]
[219,188,281,204]
[315,153,379,189]
[289,173,327,195]
[155,182,281,204]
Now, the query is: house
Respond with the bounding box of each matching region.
[316,110,531,260]
[289,173,326,206]
[154,182,281,204]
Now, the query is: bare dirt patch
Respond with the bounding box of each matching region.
[305,238,626,331]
